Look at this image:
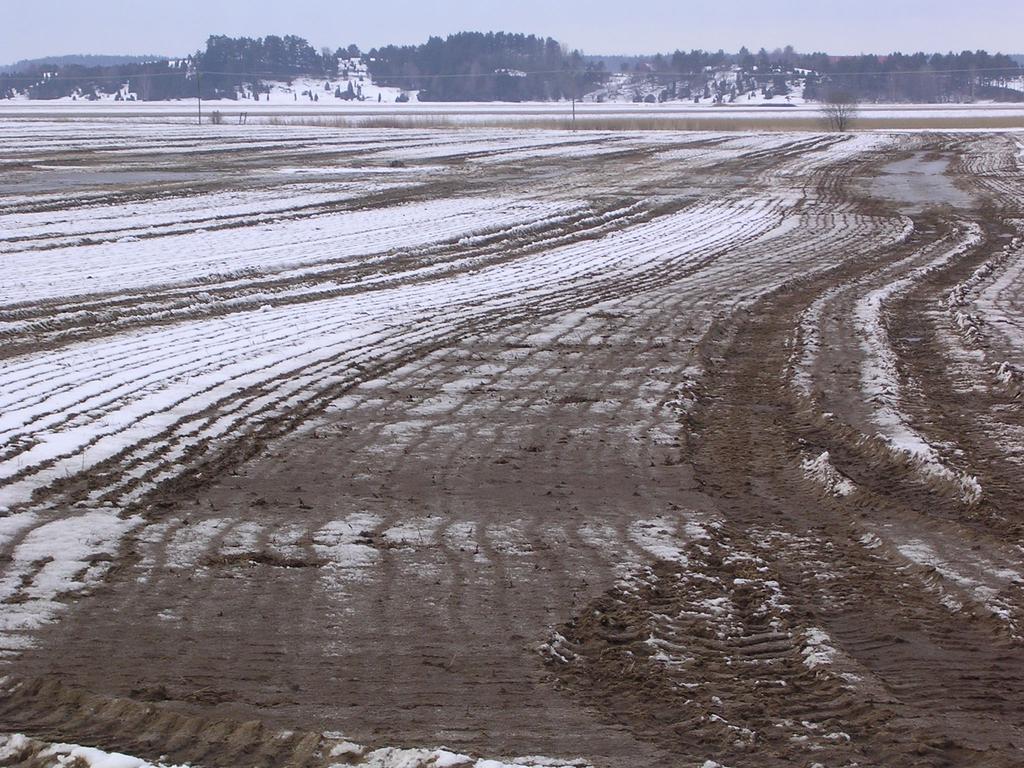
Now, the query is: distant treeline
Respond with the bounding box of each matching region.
[802,51,1023,102]
[0,36,362,101]
[1,34,1021,103]
[1,54,168,72]
[4,61,194,101]
[619,48,1023,102]
[367,32,602,101]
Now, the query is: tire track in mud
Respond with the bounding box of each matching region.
[546,153,1024,765]
[886,225,1024,528]
[790,138,1024,539]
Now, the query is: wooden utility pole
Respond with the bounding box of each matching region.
[197,70,202,125]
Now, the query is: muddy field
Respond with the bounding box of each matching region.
[1,121,1023,767]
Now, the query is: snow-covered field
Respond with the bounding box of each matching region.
[2,119,1024,768]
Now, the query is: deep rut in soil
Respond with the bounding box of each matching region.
[548,206,1024,766]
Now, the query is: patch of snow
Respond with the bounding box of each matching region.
[858,533,882,550]
[628,518,687,563]
[0,732,588,768]
[0,510,141,651]
[0,734,189,768]
[801,627,837,669]
[801,451,857,497]
[314,513,384,583]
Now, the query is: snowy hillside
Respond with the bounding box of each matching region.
[236,59,414,105]
[5,58,416,104]
[585,70,807,106]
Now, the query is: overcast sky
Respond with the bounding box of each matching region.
[3,0,1022,62]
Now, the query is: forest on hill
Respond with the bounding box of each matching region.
[1,54,168,72]
[618,47,1023,103]
[0,32,1021,103]
[366,32,603,101]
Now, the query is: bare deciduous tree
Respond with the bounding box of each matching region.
[821,90,859,132]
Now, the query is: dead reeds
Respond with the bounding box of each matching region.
[262,112,1024,132]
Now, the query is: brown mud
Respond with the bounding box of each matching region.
[2,124,1023,767]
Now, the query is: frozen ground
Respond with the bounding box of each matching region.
[2,99,1022,115]
[2,100,1024,131]
[1,120,1024,768]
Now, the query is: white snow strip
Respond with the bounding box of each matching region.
[896,539,1022,629]
[0,733,189,768]
[0,733,589,768]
